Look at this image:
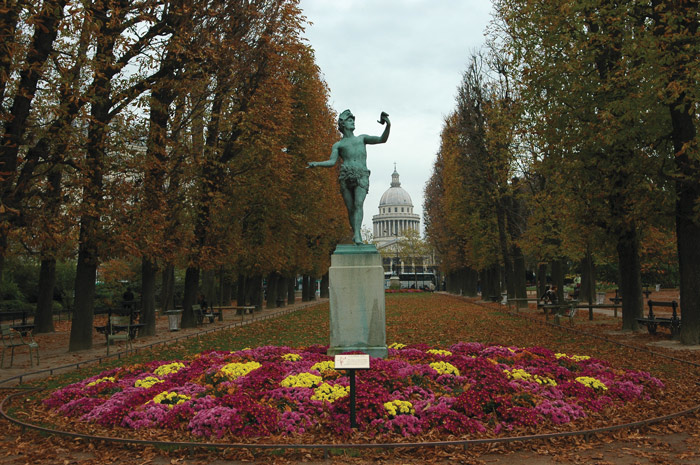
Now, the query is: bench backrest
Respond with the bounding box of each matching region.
[647,300,677,309]
[647,300,676,307]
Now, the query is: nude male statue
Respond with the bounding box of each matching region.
[308,110,391,245]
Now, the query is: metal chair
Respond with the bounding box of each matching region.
[1,324,39,368]
[106,315,133,355]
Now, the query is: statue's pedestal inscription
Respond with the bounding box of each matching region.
[327,244,388,359]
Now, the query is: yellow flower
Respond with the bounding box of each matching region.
[533,374,557,386]
[87,376,115,387]
[153,362,185,377]
[311,382,349,402]
[310,361,335,373]
[555,353,591,362]
[282,353,302,362]
[219,361,262,381]
[384,399,415,417]
[505,368,532,381]
[427,349,452,356]
[388,343,406,349]
[505,368,557,386]
[280,372,322,388]
[151,390,191,407]
[576,376,608,391]
[135,376,164,388]
[429,361,460,376]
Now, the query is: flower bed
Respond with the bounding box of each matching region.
[43,343,664,441]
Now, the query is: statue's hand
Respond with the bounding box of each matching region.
[378,111,390,125]
[307,162,315,168]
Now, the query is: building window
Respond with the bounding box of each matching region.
[401,207,404,212]
[394,207,398,212]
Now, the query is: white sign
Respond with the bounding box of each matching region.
[334,354,370,370]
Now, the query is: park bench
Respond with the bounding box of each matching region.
[543,300,578,325]
[192,304,220,324]
[95,306,144,343]
[636,300,680,337]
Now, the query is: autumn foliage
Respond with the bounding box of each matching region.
[0,0,347,349]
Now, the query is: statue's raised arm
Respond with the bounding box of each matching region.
[307,110,390,245]
[364,112,390,145]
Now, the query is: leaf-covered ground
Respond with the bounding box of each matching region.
[2,293,700,464]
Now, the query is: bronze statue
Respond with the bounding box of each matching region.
[308,110,390,245]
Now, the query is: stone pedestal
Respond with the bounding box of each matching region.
[327,244,388,359]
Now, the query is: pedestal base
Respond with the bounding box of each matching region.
[328,244,388,359]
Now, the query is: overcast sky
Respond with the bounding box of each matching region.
[298,0,494,235]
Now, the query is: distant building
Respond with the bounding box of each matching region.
[372,166,435,282]
[372,166,420,246]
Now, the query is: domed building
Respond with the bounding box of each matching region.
[372,166,420,247]
[371,167,435,286]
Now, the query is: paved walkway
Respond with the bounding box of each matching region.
[1,298,327,386]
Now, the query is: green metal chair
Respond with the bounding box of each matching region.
[106,315,133,355]
[1,324,39,368]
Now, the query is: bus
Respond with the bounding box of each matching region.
[384,272,436,290]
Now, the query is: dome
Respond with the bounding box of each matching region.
[379,168,413,207]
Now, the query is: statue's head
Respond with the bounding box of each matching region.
[337,109,355,133]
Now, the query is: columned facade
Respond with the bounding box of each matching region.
[372,168,420,248]
[371,167,437,284]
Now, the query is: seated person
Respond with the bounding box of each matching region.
[541,286,558,304]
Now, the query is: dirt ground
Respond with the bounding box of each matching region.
[1,291,700,464]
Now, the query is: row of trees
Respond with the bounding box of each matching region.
[1,0,348,351]
[424,0,699,343]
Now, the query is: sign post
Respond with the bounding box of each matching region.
[334,354,370,429]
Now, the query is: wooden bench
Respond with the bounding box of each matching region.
[95,307,144,342]
[234,306,255,316]
[543,300,578,325]
[637,300,680,336]
[192,305,210,324]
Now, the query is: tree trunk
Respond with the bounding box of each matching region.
[266,272,278,309]
[181,266,199,328]
[237,275,247,306]
[550,260,565,303]
[160,264,175,312]
[496,205,515,298]
[202,269,216,307]
[277,277,287,306]
[651,0,699,346]
[249,275,263,310]
[34,256,56,333]
[320,273,329,298]
[482,266,500,301]
[35,166,63,334]
[580,250,596,305]
[677,192,700,344]
[287,277,296,305]
[463,268,479,296]
[69,243,97,352]
[140,257,157,336]
[617,227,643,331]
[302,275,310,302]
[512,246,527,300]
[582,248,596,320]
